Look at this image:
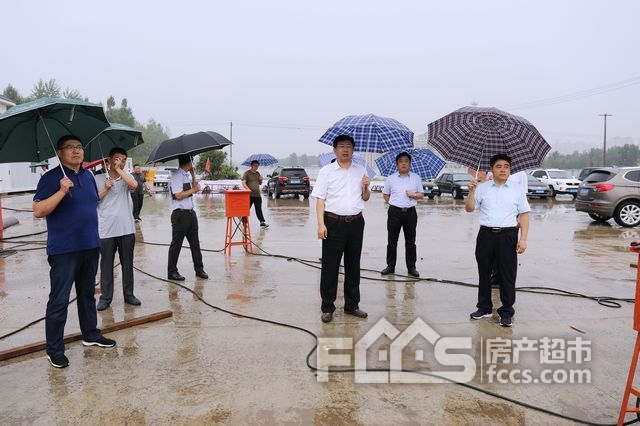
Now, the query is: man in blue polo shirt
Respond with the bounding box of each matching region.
[33,134,116,368]
[380,151,424,278]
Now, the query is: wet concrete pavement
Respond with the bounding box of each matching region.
[0,190,638,425]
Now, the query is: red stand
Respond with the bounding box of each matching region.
[223,190,252,255]
[618,242,640,425]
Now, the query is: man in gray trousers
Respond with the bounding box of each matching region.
[95,147,141,311]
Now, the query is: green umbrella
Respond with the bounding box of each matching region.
[0,97,110,164]
[83,123,144,162]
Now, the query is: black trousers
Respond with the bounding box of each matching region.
[168,209,204,275]
[475,227,518,317]
[320,213,365,313]
[131,192,144,220]
[386,205,417,269]
[249,196,265,223]
[99,233,136,303]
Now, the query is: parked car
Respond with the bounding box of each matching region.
[575,167,640,227]
[422,179,440,199]
[526,174,552,199]
[435,173,471,199]
[577,167,606,181]
[153,169,172,187]
[267,166,310,199]
[529,169,581,198]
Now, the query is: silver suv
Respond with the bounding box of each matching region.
[575,167,640,227]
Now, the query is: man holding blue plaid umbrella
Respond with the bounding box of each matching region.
[380,151,423,278]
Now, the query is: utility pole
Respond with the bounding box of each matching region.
[599,113,612,166]
[229,121,233,166]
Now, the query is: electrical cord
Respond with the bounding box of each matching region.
[1,231,638,423]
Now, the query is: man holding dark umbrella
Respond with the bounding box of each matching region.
[33,134,116,368]
[167,155,208,281]
[465,154,530,327]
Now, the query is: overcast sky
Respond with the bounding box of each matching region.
[3,0,639,163]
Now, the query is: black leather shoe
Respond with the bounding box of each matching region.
[196,271,209,279]
[321,312,333,323]
[125,296,141,306]
[168,272,185,281]
[345,308,368,318]
[96,300,110,311]
[408,267,420,278]
[380,266,395,275]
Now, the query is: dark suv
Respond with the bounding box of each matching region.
[267,166,310,199]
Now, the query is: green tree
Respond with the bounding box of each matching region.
[105,96,135,127]
[196,150,239,179]
[30,78,61,99]
[2,84,24,104]
[128,119,171,165]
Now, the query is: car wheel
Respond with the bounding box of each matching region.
[548,186,556,198]
[275,188,281,199]
[614,201,640,227]
[303,192,310,199]
[428,195,435,200]
[588,212,611,222]
[452,188,462,199]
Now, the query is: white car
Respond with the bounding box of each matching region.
[153,170,172,187]
[529,169,581,198]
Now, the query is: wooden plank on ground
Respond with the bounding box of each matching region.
[0,310,172,361]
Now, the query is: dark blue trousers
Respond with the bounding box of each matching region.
[46,248,101,356]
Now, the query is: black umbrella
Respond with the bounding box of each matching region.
[145,131,232,164]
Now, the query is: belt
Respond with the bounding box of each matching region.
[389,205,416,212]
[174,208,193,212]
[480,226,518,233]
[325,211,362,222]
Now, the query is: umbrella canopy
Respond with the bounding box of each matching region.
[83,123,144,162]
[427,106,551,173]
[375,148,446,180]
[319,114,414,153]
[0,97,110,163]
[241,153,278,167]
[146,131,232,164]
[317,151,377,179]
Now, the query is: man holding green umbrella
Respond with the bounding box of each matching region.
[33,134,116,368]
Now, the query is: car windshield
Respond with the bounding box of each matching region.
[548,170,573,179]
[282,169,307,178]
[452,174,471,182]
[527,175,541,182]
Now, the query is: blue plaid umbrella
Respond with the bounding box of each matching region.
[319,114,414,153]
[318,152,376,178]
[427,106,551,173]
[241,153,278,167]
[375,148,445,179]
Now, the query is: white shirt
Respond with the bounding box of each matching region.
[95,174,136,238]
[382,172,423,208]
[311,161,366,215]
[170,168,195,210]
[474,180,531,227]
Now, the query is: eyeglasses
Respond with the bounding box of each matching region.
[61,145,84,151]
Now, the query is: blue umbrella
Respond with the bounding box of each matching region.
[241,153,278,167]
[319,114,414,153]
[375,147,445,180]
[318,152,376,178]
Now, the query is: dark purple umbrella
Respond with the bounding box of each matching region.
[427,106,551,173]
